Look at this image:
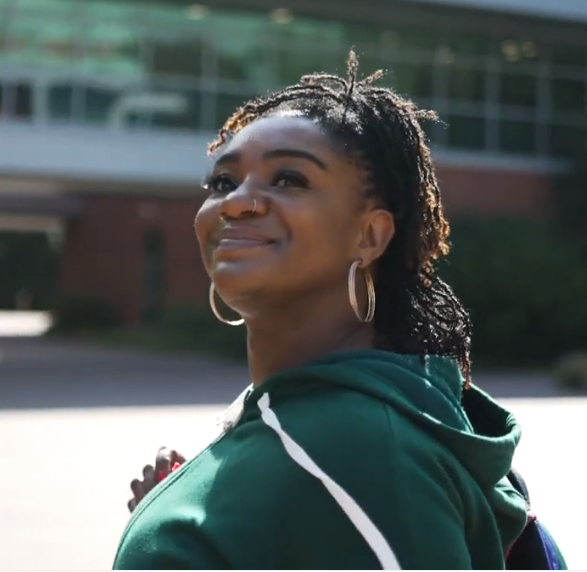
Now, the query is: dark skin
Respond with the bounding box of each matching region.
[128,115,395,511]
[127,448,186,513]
[195,115,395,384]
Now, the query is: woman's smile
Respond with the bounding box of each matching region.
[213,225,279,257]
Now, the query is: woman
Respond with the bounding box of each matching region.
[114,52,528,570]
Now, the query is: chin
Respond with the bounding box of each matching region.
[211,259,272,306]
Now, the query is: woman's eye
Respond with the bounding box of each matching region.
[272,171,309,189]
[207,174,237,194]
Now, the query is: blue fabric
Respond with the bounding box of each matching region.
[536,521,567,570]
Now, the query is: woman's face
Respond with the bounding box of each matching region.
[194,115,394,313]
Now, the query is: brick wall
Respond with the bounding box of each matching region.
[59,195,208,325]
[437,166,551,217]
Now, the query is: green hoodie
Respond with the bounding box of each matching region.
[113,350,528,570]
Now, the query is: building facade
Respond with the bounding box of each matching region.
[0,0,585,321]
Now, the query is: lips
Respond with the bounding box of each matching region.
[214,226,276,250]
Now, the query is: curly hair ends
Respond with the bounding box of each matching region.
[208,50,473,388]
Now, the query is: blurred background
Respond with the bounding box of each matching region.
[0,0,586,570]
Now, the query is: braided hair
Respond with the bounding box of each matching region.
[208,50,473,386]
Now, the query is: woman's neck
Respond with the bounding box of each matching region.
[245,304,373,385]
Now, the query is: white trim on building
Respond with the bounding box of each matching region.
[0,124,566,191]
[404,0,587,23]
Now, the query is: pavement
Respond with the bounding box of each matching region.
[1,334,585,570]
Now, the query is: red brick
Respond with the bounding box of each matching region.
[59,195,208,325]
[437,167,551,217]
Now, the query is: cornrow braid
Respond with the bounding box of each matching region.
[208,50,473,387]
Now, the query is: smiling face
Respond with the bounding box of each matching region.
[194,115,394,316]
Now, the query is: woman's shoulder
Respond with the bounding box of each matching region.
[249,385,436,470]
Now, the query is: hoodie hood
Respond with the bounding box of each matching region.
[248,349,527,550]
[311,349,521,490]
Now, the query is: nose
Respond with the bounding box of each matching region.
[219,182,266,221]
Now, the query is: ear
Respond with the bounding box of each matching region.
[356,208,395,265]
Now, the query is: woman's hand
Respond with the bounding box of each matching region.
[127,447,186,513]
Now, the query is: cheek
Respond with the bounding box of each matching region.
[194,199,219,258]
[194,198,216,236]
[284,200,357,268]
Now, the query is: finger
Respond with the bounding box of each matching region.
[142,464,156,493]
[155,448,173,481]
[127,498,137,513]
[130,478,145,501]
[156,446,172,465]
[171,450,187,465]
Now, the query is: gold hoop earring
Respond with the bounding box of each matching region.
[209,283,244,326]
[348,260,376,323]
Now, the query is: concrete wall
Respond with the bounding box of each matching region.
[0,123,209,187]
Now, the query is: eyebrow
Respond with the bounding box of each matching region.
[214,148,328,171]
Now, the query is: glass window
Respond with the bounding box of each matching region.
[0,81,32,118]
[499,39,541,63]
[14,82,31,117]
[8,0,587,161]
[214,91,258,130]
[145,6,209,80]
[0,82,33,118]
[128,87,201,131]
[271,18,345,86]
[82,24,143,79]
[499,120,537,154]
[274,42,330,86]
[6,16,79,69]
[3,0,82,70]
[0,83,10,117]
[0,6,8,55]
[14,0,78,21]
[150,36,204,79]
[342,21,377,50]
[551,78,586,112]
[390,62,434,100]
[216,34,275,87]
[551,44,587,67]
[48,84,74,120]
[349,45,385,80]
[396,26,440,53]
[0,0,150,76]
[499,69,537,108]
[447,33,493,58]
[448,65,486,102]
[214,11,315,88]
[421,118,441,146]
[446,114,486,149]
[548,124,587,157]
[84,85,120,123]
[345,24,439,55]
[82,1,146,79]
